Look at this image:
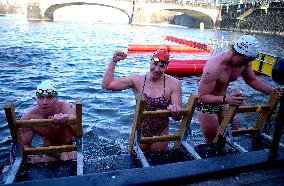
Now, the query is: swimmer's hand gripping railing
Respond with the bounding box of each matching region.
[4,97,83,184]
[213,91,279,145]
[128,94,199,156]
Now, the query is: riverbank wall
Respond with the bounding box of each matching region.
[170,2,284,37]
[217,5,284,36]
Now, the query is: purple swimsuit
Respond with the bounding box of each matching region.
[141,75,171,137]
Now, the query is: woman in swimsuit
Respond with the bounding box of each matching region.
[102,49,182,152]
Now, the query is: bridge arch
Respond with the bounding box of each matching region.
[27,1,221,27]
[134,3,220,27]
[167,9,214,28]
[43,2,132,23]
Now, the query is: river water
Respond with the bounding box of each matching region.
[0,15,283,171]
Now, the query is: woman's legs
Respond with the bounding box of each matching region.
[140,127,169,152]
[150,127,169,151]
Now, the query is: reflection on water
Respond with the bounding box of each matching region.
[0,16,283,169]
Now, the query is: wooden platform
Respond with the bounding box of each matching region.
[3,148,284,186]
[1,133,281,184]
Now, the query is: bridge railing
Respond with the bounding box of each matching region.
[143,0,220,7]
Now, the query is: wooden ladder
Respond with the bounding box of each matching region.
[4,97,83,184]
[213,91,279,151]
[128,93,200,167]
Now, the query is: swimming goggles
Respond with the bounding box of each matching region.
[151,58,169,68]
[36,89,58,97]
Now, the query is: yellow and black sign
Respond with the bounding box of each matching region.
[252,53,278,77]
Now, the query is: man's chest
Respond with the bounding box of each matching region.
[218,67,245,83]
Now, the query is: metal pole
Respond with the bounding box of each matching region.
[270,88,284,158]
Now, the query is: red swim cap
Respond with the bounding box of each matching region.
[152,49,170,61]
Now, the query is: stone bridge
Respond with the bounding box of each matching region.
[27,0,222,28]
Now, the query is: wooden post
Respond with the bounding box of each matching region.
[76,97,83,138]
[128,94,144,154]
[254,91,278,131]
[270,88,284,158]
[75,97,83,175]
[5,101,18,143]
[173,94,198,148]
[213,106,238,143]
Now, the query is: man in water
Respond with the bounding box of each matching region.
[20,80,77,163]
[197,35,282,144]
[102,49,182,152]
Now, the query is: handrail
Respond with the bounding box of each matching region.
[22,145,77,156]
[141,134,181,144]
[16,118,77,128]
[142,109,188,118]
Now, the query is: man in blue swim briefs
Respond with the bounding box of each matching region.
[197,35,282,144]
[20,80,77,163]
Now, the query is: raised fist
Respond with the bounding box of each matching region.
[112,50,127,62]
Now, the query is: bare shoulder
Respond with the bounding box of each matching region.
[57,100,76,116]
[204,56,220,72]
[128,74,143,80]
[165,74,181,86]
[242,62,256,78]
[128,74,145,85]
[58,100,75,109]
[58,100,72,105]
[202,54,226,78]
[165,74,179,81]
[21,106,40,120]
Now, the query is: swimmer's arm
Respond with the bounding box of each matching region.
[198,65,224,104]
[62,102,76,116]
[170,80,182,121]
[102,60,134,90]
[242,64,274,94]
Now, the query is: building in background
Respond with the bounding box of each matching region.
[0,0,28,15]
